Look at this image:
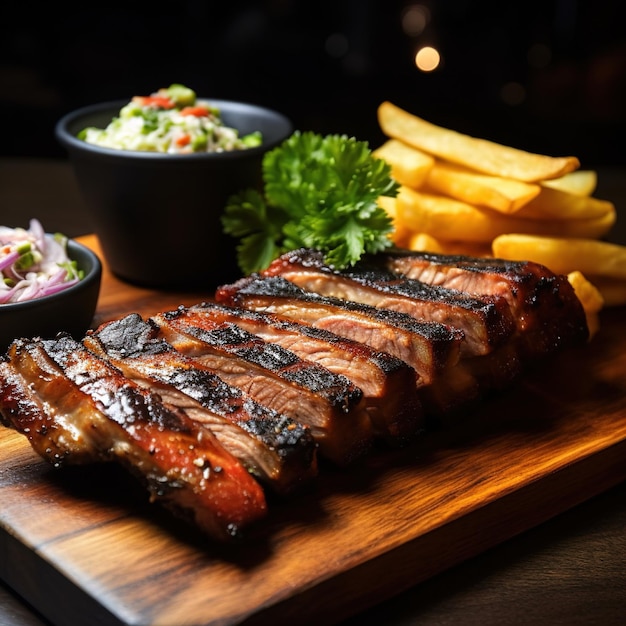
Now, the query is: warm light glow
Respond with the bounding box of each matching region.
[402,4,431,36]
[415,46,440,72]
[500,81,526,105]
[527,43,552,68]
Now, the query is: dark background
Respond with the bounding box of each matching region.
[1,0,624,166]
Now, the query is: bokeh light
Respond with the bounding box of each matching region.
[402,4,431,37]
[500,81,526,105]
[415,46,441,72]
[527,42,552,68]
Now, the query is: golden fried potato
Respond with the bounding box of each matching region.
[373,139,434,188]
[378,101,580,182]
[406,232,444,253]
[397,186,615,244]
[492,234,626,280]
[542,170,597,196]
[514,185,615,221]
[567,271,604,337]
[397,188,484,241]
[424,161,541,213]
[568,271,604,312]
[407,231,492,257]
[377,195,410,246]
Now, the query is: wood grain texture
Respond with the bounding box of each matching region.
[1,235,625,626]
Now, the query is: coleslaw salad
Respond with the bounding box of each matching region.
[78,84,263,154]
[0,219,83,304]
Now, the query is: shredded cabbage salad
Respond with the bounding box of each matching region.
[78,84,263,154]
[0,219,83,304]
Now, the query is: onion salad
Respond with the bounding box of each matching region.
[0,219,83,304]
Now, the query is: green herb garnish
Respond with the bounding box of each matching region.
[222,131,399,275]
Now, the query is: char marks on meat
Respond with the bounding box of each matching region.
[0,246,591,540]
[215,274,481,415]
[179,302,424,444]
[151,306,374,465]
[85,313,318,495]
[378,249,589,357]
[262,248,516,358]
[0,335,267,541]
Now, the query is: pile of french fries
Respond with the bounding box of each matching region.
[374,101,626,336]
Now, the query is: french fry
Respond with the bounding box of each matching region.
[514,185,615,221]
[424,161,541,213]
[373,139,434,188]
[492,234,626,280]
[397,188,485,241]
[407,231,492,257]
[542,170,597,196]
[378,101,580,182]
[567,271,604,312]
[567,271,604,337]
[377,195,410,246]
[397,186,615,244]
[406,232,445,253]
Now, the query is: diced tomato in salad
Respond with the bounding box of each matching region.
[131,95,176,109]
[175,134,192,147]
[179,106,210,117]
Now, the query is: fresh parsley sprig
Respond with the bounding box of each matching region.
[222,131,399,275]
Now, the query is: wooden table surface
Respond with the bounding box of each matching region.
[1,158,625,625]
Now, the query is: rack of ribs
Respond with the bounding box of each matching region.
[0,246,591,541]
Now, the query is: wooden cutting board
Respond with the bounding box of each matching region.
[1,235,625,626]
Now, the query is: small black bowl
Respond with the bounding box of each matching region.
[55,99,293,290]
[0,239,102,353]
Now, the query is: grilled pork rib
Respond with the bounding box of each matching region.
[378,249,589,357]
[215,275,481,414]
[0,245,592,541]
[0,335,267,541]
[0,359,100,465]
[151,306,374,465]
[84,313,318,495]
[262,249,516,357]
[177,302,424,443]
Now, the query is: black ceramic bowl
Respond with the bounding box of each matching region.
[0,239,102,353]
[55,99,293,290]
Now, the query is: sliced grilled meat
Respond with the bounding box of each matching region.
[378,249,589,357]
[215,275,481,415]
[179,302,424,444]
[151,306,374,465]
[0,335,267,541]
[84,313,318,495]
[0,359,97,465]
[262,248,516,357]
